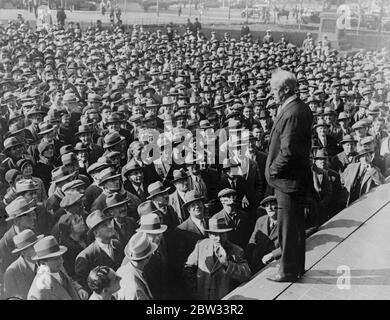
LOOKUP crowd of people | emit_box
[0,15,389,300]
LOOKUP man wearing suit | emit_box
[169,169,191,223]
[75,211,124,293]
[173,191,208,298]
[330,135,358,175]
[3,229,42,299]
[116,232,156,300]
[28,235,86,300]
[0,197,38,281]
[312,119,341,158]
[265,69,313,282]
[212,189,251,250]
[341,150,385,207]
[75,124,104,165]
[122,161,149,202]
[103,193,137,248]
[91,167,141,219]
[183,217,251,300]
[186,156,208,200]
[246,196,281,274]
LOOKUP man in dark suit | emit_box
[265,69,313,282]
[330,134,358,175]
[212,188,251,250]
[75,124,104,165]
[3,229,41,299]
[173,191,208,298]
[246,195,281,274]
[75,211,124,293]
[341,150,385,207]
[312,119,341,158]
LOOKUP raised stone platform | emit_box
[224,179,390,300]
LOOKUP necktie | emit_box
[230,179,236,190]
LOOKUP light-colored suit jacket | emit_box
[116,263,153,300]
[27,267,81,300]
[183,239,251,300]
[4,256,36,299]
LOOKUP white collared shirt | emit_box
[177,190,186,201]
[190,216,205,235]
[279,94,298,114]
[96,239,114,259]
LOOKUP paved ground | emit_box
[0,4,317,32]
[224,178,390,300]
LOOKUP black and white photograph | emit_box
[0,0,389,304]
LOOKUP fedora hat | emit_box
[146,181,170,200]
[37,121,54,136]
[15,179,38,194]
[3,137,23,152]
[75,124,93,136]
[62,179,85,194]
[60,192,84,208]
[340,134,356,145]
[51,166,76,184]
[58,145,74,160]
[313,148,329,159]
[354,149,374,161]
[222,158,240,171]
[182,190,205,210]
[61,152,78,166]
[204,218,233,233]
[313,119,330,129]
[12,229,44,254]
[122,161,143,178]
[124,232,158,261]
[137,200,160,217]
[172,168,189,183]
[103,192,130,214]
[351,120,366,130]
[137,213,167,234]
[31,235,67,261]
[337,112,350,121]
[199,120,213,129]
[86,210,113,234]
[87,160,111,175]
[5,196,36,222]
[106,112,124,125]
[103,131,125,149]
[98,167,121,186]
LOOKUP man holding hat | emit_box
[27,235,86,300]
[183,217,251,300]
[3,229,43,299]
[75,210,124,293]
[116,232,156,300]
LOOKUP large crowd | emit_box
[0,15,389,300]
